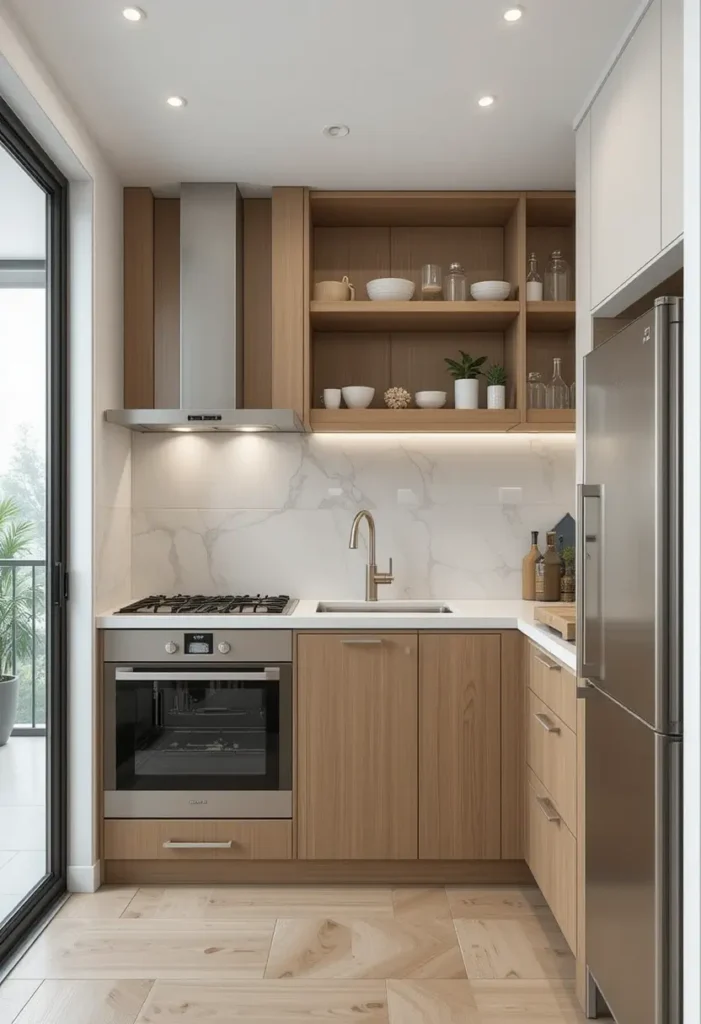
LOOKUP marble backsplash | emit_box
[129,432,576,602]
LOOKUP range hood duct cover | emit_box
[106,182,305,433]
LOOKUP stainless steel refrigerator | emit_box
[578,296,682,1024]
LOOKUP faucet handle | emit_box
[376,557,394,586]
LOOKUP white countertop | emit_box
[96,599,576,671]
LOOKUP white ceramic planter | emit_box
[0,675,19,746]
[455,378,479,409]
[487,384,506,410]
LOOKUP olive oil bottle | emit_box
[535,531,563,602]
[522,530,542,601]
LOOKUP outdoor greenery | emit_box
[0,427,46,725]
[444,351,488,380]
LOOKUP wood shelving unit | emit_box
[269,188,576,433]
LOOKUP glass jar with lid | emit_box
[443,262,468,302]
[527,371,546,409]
[544,250,571,301]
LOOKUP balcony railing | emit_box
[0,558,46,733]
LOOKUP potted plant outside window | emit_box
[0,499,36,745]
[444,352,487,409]
[486,364,507,410]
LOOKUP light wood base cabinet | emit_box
[297,633,418,860]
[525,767,577,950]
[419,634,501,859]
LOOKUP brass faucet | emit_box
[348,510,394,601]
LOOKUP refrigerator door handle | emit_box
[577,482,604,682]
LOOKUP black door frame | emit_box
[0,95,68,963]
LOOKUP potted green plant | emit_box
[444,351,487,409]
[0,498,35,745]
[486,364,507,410]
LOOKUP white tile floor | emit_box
[0,737,46,921]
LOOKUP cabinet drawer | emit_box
[529,643,576,733]
[527,689,577,835]
[104,819,292,861]
[525,768,576,951]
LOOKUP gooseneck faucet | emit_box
[348,510,394,601]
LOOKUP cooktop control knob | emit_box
[164,641,178,654]
[217,641,231,654]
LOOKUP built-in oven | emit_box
[103,630,292,818]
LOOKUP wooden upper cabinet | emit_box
[297,633,418,860]
[418,634,501,860]
[124,187,155,408]
[590,0,662,307]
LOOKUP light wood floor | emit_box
[0,884,586,1022]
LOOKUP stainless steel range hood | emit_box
[106,183,305,433]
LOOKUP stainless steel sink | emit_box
[315,601,453,614]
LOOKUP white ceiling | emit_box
[8,0,639,193]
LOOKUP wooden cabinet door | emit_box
[419,634,501,859]
[297,633,418,860]
[661,0,683,247]
[590,0,661,307]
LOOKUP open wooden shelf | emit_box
[311,300,520,332]
[310,408,522,433]
[526,301,576,330]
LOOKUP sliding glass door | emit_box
[0,96,67,961]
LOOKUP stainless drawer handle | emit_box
[534,653,561,672]
[534,712,561,734]
[341,639,383,646]
[536,796,561,824]
[162,840,234,849]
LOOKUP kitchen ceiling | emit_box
[7,0,639,192]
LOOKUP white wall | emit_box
[130,433,576,601]
[0,4,128,891]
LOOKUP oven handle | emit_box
[115,669,281,682]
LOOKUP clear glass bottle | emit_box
[443,262,467,301]
[421,264,443,301]
[544,250,571,301]
[526,253,543,301]
[527,371,546,409]
[546,357,570,409]
[570,381,576,409]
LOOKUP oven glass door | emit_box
[111,665,290,792]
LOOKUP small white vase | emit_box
[487,384,506,410]
[455,378,479,410]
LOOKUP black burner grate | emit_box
[117,594,292,615]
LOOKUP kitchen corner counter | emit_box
[96,599,576,671]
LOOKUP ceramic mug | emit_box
[314,276,355,302]
[323,388,342,409]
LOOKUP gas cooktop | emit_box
[116,594,295,616]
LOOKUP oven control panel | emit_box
[184,632,214,655]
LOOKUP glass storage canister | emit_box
[546,357,570,409]
[443,262,468,302]
[527,371,546,409]
[421,264,443,301]
[544,250,571,301]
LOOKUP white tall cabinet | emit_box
[585,0,682,312]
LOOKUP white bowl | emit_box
[342,386,375,409]
[415,390,447,409]
[366,278,415,302]
[470,280,511,301]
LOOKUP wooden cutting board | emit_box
[534,603,576,641]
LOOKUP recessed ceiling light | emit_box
[503,6,524,21]
[166,96,187,108]
[323,124,350,138]
[122,6,146,21]
[478,95,495,107]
